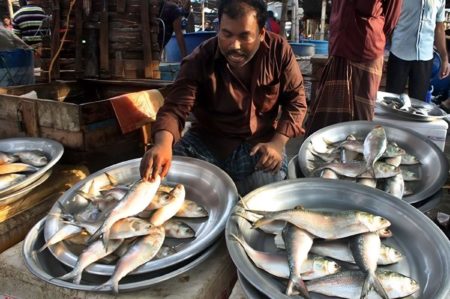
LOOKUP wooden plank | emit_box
[0,119,24,138]
[117,0,127,12]
[74,0,83,77]
[99,0,110,75]
[19,100,40,137]
[39,126,84,150]
[141,0,153,78]
[115,51,125,78]
[50,0,61,80]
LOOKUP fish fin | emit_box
[251,217,273,229]
[87,223,105,244]
[289,277,310,298]
[75,190,96,201]
[372,273,389,299]
[104,171,118,186]
[361,273,389,299]
[93,278,113,292]
[244,208,276,216]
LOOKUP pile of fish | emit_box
[232,203,420,298]
[306,125,421,199]
[42,173,209,293]
[379,93,437,117]
[0,150,48,192]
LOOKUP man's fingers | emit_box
[143,158,154,181]
[250,144,260,156]
[161,160,171,178]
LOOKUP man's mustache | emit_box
[226,50,246,57]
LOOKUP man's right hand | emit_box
[140,131,174,182]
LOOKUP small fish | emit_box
[109,217,154,239]
[340,148,361,163]
[400,153,420,165]
[251,207,391,240]
[175,200,209,218]
[38,224,83,252]
[163,219,195,238]
[0,174,26,191]
[0,151,18,164]
[401,168,420,181]
[145,191,172,210]
[14,150,48,167]
[155,244,177,259]
[320,169,339,179]
[384,155,402,167]
[363,126,387,177]
[0,162,39,175]
[384,173,404,199]
[381,143,407,158]
[96,226,165,294]
[349,232,389,298]
[358,162,400,179]
[150,184,185,226]
[357,178,377,188]
[305,270,419,299]
[57,239,123,284]
[399,93,412,111]
[99,186,128,201]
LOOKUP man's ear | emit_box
[260,27,266,41]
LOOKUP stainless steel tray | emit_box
[24,217,221,292]
[238,271,268,299]
[225,179,450,299]
[376,91,447,122]
[298,120,449,204]
[44,156,238,275]
[0,137,64,197]
[0,170,52,206]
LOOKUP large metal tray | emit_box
[0,137,64,197]
[0,170,52,207]
[225,179,450,299]
[24,217,220,292]
[238,271,268,299]
[376,91,447,122]
[298,120,449,204]
[44,156,238,275]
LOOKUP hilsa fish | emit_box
[363,126,387,177]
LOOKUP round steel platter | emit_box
[0,170,52,206]
[376,90,447,122]
[238,271,268,299]
[0,137,64,197]
[298,120,449,204]
[44,156,238,275]
[24,217,221,292]
[225,179,450,299]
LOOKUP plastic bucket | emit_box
[430,50,450,95]
[164,31,217,62]
[289,42,315,57]
[159,62,180,81]
[301,39,329,55]
[0,49,34,87]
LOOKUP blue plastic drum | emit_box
[301,39,329,55]
[0,49,34,87]
[164,31,217,62]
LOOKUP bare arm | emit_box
[140,130,174,181]
[435,22,449,79]
[173,17,187,58]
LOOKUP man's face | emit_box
[218,8,264,68]
[3,18,10,25]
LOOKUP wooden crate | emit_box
[0,79,171,171]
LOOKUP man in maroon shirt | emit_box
[304,0,402,137]
[140,0,307,196]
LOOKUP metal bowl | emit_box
[44,156,238,275]
[225,179,450,299]
[298,120,449,204]
[24,217,220,292]
[376,91,447,122]
[0,170,52,207]
[0,137,64,197]
[238,271,268,299]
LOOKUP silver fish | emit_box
[14,150,48,167]
[0,174,26,191]
[251,207,391,239]
[384,155,402,167]
[0,151,18,164]
[385,173,404,199]
[358,162,400,179]
[96,226,165,294]
[233,206,286,235]
[99,186,128,201]
[88,176,161,248]
[282,224,313,297]
[57,239,123,284]
[399,93,412,110]
[155,244,177,259]
[109,217,154,239]
[145,190,172,210]
[305,270,420,299]
[150,184,185,226]
[381,143,407,158]
[400,153,420,165]
[364,126,387,176]
[320,168,339,179]
[350,232,388,298]
[401,168,420,181]
[38,224,83,252]
[0,162,39,175]
[175,199,209,218]
[340,148,361,163]
[163,219,195,238]
[357,178,377,188]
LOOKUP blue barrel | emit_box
[289,42,315,57]
[164,31,217,62]
[159,62,181,81]
[430,50,450,96]
[0,49,34,87]
[301,39,329,55]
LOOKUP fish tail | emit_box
[55,269,78,282]
[229,233,246,249]
[361,273,388,299]
[73,273,82,285]
[104,171,118,186]
[37,241,50,253]
[290,276,310,299]
[372,273,389,299]
[102,229,111,251]
[93,278,113,292]
[251,217,272,229]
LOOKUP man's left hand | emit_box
[440,60,449,79]
[250,141,284,174]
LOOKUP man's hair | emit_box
[268,10,275,18]
[218,0,267,30]
[19,0,27,6]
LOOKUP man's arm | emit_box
[382,0,403,39]
[173,17,187,58]
[435,22,449,79]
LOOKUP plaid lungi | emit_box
[305,55,383,138]
[173,130,288,195]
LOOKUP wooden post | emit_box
[320,0,326,40]
[7,0,14,19]
[141,0,153,78]
[99,0,110,75]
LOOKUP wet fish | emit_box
[401,168,420,181]
[88,176,161,248]
[357,178,377,188]
[399,93,412,111]
[384,155,402,167]
[230,233,340,280]
[304,270,419,299]
[175,200,209,218]
[251,207,391,240]
[99,186,128,201]
[0,151,18,164]
[0,162,39,175]
[109,217,154,239]
[57,239,123,284]
[340,148,361,163]
[400,153,420,165]
[381,143,407,158]
[282,224,313,297]
[145,190,172,210]
[358,162,400,179]
[155,244,177,259]
[350,232,388,298]
[96,226,165,294]
[320,169,339,179]
[14,150,48,167]
[314,161,400,179]
[163,219,195,238]
[38,223,83,252]
[0,173,26,191]
[363,126,387,177]
[385,173,404,199]
[150,184,185,226]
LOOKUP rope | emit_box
[47,0,77,83]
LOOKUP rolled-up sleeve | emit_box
[383,0,403,38]
[276,43,307,137]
